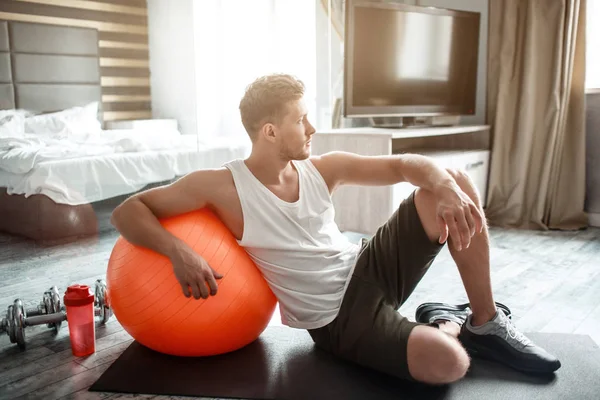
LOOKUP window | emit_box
[587,0,600,89]
[193,0,317,140]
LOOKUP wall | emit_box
[146,0,197,136]
[0,0,152,122]
[315,0,488,129]
[585,92,600,226]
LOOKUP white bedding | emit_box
[0,132,250,205]
[0,129,186,174]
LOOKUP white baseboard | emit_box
[589,213,600,227]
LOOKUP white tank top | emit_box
[224,158,360,329]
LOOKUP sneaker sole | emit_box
[415,302,512,324]
[461,337,560,375]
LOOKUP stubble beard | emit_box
[280,141,309,161]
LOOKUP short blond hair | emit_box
[239,74,305,140]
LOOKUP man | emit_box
[111,74,560,385]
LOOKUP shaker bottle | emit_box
[64,284,96,357]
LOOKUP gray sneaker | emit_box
[459,310,561,374]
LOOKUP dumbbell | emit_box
[0,299,66,349]
[0,280,112,349]
[0,285,63,343]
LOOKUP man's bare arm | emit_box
[111,169,224,299]
[313,151,456,194]
[111,170,213,257]
[312,151,484,248]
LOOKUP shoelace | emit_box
[499,317,532,347]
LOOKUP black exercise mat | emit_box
[90,326,600,400]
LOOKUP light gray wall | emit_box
[315,0,488,129]
[147,0,197,136]
[585,92,600,216]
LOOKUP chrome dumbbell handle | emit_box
[24,305,47,318]
[23,311,66,327]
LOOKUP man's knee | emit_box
[407,325,470,385]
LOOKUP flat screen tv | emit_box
[344,1,480,120]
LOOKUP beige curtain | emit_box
[485,0,588,230]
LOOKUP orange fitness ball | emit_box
[106,208,277,357]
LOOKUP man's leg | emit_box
[309,190,471,385]
[413,168,496,326]
[407,324,469,384]
[317,275,472,385]
[413,168,561,374]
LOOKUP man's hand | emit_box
[435,184,484,251]
[169,240,223,299]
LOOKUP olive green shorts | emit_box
[308,190,444,380]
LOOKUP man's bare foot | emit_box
[437,320,461,338]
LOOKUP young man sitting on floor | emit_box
[111,74,561,385]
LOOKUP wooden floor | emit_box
[1,213,599,399]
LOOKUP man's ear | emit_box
[260,123,277,143]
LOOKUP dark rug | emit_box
[90,325,600,400]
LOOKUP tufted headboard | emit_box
[0,21,13,109]
[0,20,101,115]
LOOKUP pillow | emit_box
[61,102,102,135]
[0,114,25,138]
[24,102,101,137]
[23,111,69,137]
[0,109,34,120]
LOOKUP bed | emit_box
[0,21,249,244]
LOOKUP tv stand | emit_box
[368,115,462,129]
[312,125,490,234]
[369,116,419,128]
